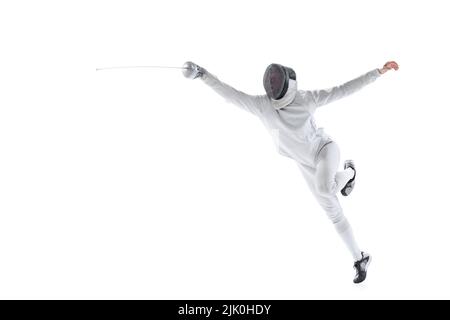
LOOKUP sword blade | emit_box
[96,65,187,71]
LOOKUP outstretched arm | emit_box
[309,61,399,108]
[183,61,264,116]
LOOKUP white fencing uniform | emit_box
[201,69,380,260]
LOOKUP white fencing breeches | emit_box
[298,142,362,261]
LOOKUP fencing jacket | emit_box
[202,69,380,167]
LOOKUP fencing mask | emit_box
[263,63,297,100]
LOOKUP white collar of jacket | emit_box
[271,79,297,110]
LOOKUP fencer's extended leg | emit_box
[298,160,362,262]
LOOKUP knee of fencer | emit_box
[316,181,334,196]
[331,214,350,233]
[328,212,342,224]
[324,207,343,224]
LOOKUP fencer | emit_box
[183,60,398,284]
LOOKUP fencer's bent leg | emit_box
[315,142,354,196]
[298,160,362,261]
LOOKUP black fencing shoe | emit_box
[353,252,371,284]
[341,160,356,196]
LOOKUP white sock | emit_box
[335,168,355,191]
[335,218,363,261]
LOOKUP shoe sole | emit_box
[341,161,355,196]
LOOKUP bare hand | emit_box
[378,61,399,74]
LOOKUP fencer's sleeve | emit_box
[308,69,381,108]
[201,71,264,116]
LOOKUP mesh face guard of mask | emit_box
[263,63,296,100]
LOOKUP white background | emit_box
[0,0,449,299]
